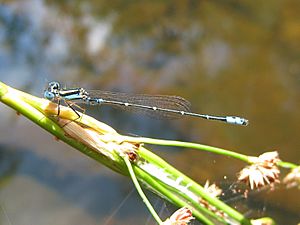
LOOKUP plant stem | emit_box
[0,81,126,175]
[123,156,163,225]
[123,136,250,162]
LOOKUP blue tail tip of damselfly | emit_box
[226,116,249,126]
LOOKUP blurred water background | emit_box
[0,1,299,224]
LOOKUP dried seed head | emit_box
[203,180,222,198]
[238,151,280,189]
[163,207,194,225]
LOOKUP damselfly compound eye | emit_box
[44,91,55,100]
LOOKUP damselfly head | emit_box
[44,81,60,101]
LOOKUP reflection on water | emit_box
[0,0,299,224]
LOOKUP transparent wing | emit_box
[86,90,192,119]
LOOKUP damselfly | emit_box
[44,81,248,126]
